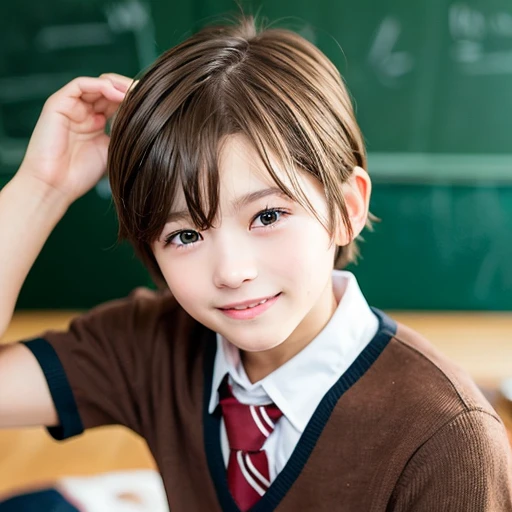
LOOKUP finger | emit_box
[43,82,123,129]
[74,112,109,135]
[94,75,140,120]
[92,97,109,114]
[58,77,127,104]
[99,73,137,93]
[104,101,121,121]
[74,85,123,106]
[93,97,120,120]
[78,79,130,114]
[81,91,104,104]
[92,95,124,120]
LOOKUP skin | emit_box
[152,134,371,382]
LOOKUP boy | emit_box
[1,16,511,512]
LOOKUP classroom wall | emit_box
[1,0,511,310]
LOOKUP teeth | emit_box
[232,298,268,310]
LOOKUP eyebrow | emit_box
[166,186,291,224]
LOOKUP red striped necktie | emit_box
[219,377,283,511]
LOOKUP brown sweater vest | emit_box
[23,288,512,511]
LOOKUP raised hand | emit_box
[18,73,135,203]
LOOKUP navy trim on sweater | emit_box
[0,489,79,511]
[203,307,397,512]
[22,338,84,440]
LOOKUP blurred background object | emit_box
[0,470,169,511]
[1,0,512,310]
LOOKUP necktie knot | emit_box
[220,396,282,452]
[219,377,282,452]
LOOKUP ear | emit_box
[334,166,372,246]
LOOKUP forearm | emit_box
[0,172,70,337]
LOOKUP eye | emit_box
[162,207,289,249]
[164,230,202,248]
[252,208,288,228]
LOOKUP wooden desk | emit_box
[389,311,512,388]
[1,310,511,495]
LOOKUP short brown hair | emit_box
[108,16,371,285]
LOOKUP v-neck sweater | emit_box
[22,289,512,511]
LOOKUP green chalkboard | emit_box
[195,0,512,182]
[1,0,512,310]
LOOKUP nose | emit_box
[211,235,258,289]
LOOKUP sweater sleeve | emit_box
[21,288,173,441]
[389,409,512,511]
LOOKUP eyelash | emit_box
[163,207,290,250]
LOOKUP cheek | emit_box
[156,256,203,306]
[294,242,335,306]
[286,217,333,263]
[268,219,334,283]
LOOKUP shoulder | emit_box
[379,313,497,418]
[368,314,512,508]
[75,286,179,330]
[389,407,512,510]
[21,288,209,437]
[352,310,507,457]
[53,286,196,347]
[30,286,207,385]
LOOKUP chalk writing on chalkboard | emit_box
[0,0,156,173]
[450,3,512,74]
[368,16,415,88]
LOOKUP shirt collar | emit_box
[208,270,379,432]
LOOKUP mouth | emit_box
[217,293,282,320]
[218,293,281,311]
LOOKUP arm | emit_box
[0,343,58,428]
[0,73,135,429]
[0,176,69,336]
[0,175,70,428]
[389,409,512,511]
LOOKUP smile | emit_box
[231,298,271,310]
[218,293,281,320]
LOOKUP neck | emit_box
[241,282,338,383]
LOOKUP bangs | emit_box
[114,74,335,246]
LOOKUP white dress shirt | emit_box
[208,270,379,481]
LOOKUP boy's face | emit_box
[152,134,343,354]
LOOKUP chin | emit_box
[234,337,285,353]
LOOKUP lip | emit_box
[217,293,281,320]
[218,293,280,310]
